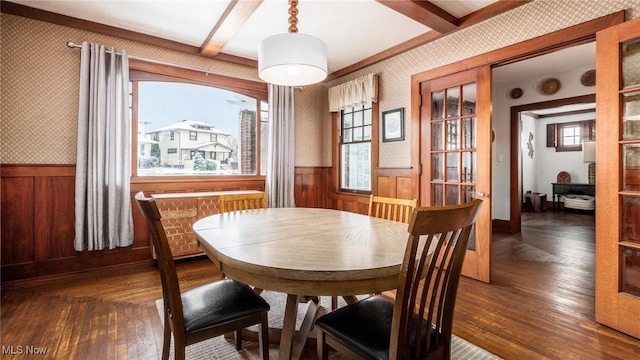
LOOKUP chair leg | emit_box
[162,314,171,360]
[258,312,270,360]
[174,335,186,360]
[234,330,242,350]
[175,347,186,360]
[316,328,329,360]
[331,296,338,311]
[173,336,187,360]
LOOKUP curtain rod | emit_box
[66,41,226,77]
[65,42,302,88]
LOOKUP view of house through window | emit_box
[340,104,372,191]
[133,79,267,176]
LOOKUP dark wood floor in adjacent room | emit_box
[2,210,639,359]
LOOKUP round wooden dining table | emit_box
[192,207,409,360]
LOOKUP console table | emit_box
[551,183,595,210]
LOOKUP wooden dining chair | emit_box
[316,199,483,360]
[219,192,267,212]
[368,195,418,224]
[135,192,270,360]
[361,195,417,301]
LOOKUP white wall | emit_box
[521,114,537,195]
[521,112,595,201]
[491,64,596,220]
[535,113,595,199]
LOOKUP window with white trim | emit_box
[340,104,372,192]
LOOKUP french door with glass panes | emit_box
[419,66,492,283]
[595,17,640,339]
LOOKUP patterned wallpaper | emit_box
[325,0,640,167]
[1,0,639,166]
[0,13,259,165]
[293,83,329,167]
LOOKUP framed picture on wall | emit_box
[382,108,404,142]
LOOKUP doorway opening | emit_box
[491,41,597,233]
[490,42,598,322]
[510,94,596,230]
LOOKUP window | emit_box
[560,123,580,147]
[190,150,205,159]
[340,104,372,192]
[546,120,595,152]
[260,101,269,176]
[130,64,268,177]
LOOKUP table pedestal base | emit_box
[230,294,360,359]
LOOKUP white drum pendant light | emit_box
[258,0,327,86]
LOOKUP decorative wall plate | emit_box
[539,78,561,95]
[581,70,596,86]
[557,171,571,183]
[509,87,523,99]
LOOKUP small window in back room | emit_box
[547,120,595,152]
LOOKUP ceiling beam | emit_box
[531,108,596,119]
[376,0,458,33]
[200,0,264,57]
[328,0,532,80]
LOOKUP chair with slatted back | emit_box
[316,199,483,360]
[216,192,268,287]
[135,192,270,360]
[368,195,418,224]
[219,192,267,212]
[361,195,417,301]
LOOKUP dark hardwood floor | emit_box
[455,210,639,359]
[2,210,639,359]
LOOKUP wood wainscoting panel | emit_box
[35,175,76,260]
[2,165,338,281]
[375,167,413,199]
[1,165,271,282]
[329,192,370,214]
[294,167,331,208]
[330,167,416,216]
[1,175,35,264]
[0,165,149,282]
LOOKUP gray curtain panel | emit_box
[266,84,296,208]
[74,42,133,251]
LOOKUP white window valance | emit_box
[328,73,378,112]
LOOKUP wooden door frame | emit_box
[508,94,596,233]
[410,12,624,285]
[411,11,624,221]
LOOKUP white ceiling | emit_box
[493,42,596,114]
[9,0,501,73]
[492,42,596,86]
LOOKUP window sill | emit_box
[131,174,265,184]
[555,146,582,152]
[336,189,371,196]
